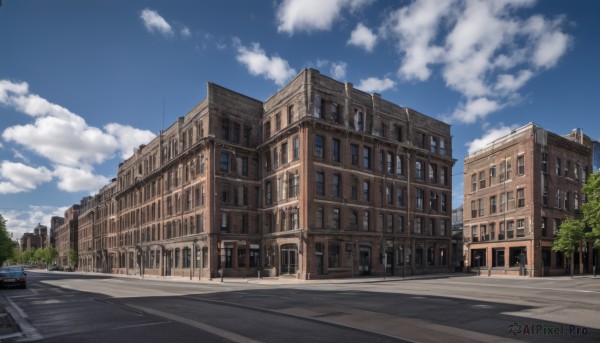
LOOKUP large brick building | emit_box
[56,205,80,268]
[463,124,595,276]
[61,69,455,279]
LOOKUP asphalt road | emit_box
[1,271,599,342]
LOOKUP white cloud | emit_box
[466,124,519,155]
[451,97,501,124]
[330,62,347,80]
[105,123,156,160]
[357,77,395,93]
[180,26,191,38]
[348,23,377,52]
[0,161,53,194]
[53,166,109,193]
[383,0,571,123]
[235,41,297,86]
[140,8,174,37]
[0,79,156,194]
[276,0,373,35]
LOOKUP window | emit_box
[542,217,547,237]
[398,215,405,233]
[264,151,271,172]
[506,220,514,239]
[356,109,364,131]
[331,103,340,124]
[517,188,525,207]
[479,171,485,189]
[507,191,515,210]
[565,191,570,211]
[481,225,487,241]
[241,157,248,177]
[273,147,278,169]
[499,161,506,183]
[489,166,496,186]
[397,155,404,175]
[281,142,288,164]
[291,208,299,230]
[315,135,324,159]
[416,188,424,209]
[516,219,525,237]
[555,189,561,209]
[499,222,505,240]
[221,212,229,232]
[575,162,580,181]
[430,192,438,211]
[386,185,393,204]
[328,243,340,268]
[414,217,422,234]
[396,126,403,142]
[490,196,497,214]
[439,138,447,156]
[275,113,281,131]
[517,155,525,176]
[416,132,425,149]
[362,211,370,231]
[556,158,561,176]
[316,172,325,196]
[439,220,447,236]
[220,152,229,172]
[332,208,340,230]
[471,200,477,218]
[332,174,341,198]
[542,153,548,173]
[363,147,371,169]
[506,160,512,180]
[387,152,394,174]
[363,180,370,201]
[315,206,324,229]
[221,118,229,140]
[471,174,477,192]
[264,121,271,140]
[293,136,300,160]
[289,175,299,198]
[350,144,358,166]
[429,163,436,183]
[440,166,448,185]
[237,249,246,268]
[478,198,484,217]
[388,214,394,233]
[314,95,323,118]
[430,136,437,153]
[441,193,447,212]
[489,223,495,240]
[243,126,251,146]
[265,181,272,205]
[553,218,561,235]
[565,160,570,178]
[416,161,424,181]
[231,123,240,144]
[574,191,579,210]
[397,187,405,206]
[332,138,340,163]
[287,105,294,125]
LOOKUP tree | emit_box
[582,171,600,247]
[38,246,58,267]
[21,248,36,266]
[553,218,586,277]
[68,249,78,269]
[0,214,18,266]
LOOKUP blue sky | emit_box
[1,0,599,239]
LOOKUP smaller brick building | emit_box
[463,124,596,276]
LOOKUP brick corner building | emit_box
[72,69,456,279]
[463,123,596,277]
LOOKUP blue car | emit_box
[0,266,27,289]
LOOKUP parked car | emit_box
[0,266,27,289]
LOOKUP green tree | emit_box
[553,218,586,277]
[37,246,58,267]
[68,249,78,269]
[0,214,18,266]
[21,248,36,266]
[582,171,600,247]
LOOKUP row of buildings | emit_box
[36,68,598,279]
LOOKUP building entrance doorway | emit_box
[280,244,298,275]
[359,246,371,276]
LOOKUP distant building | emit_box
[463,123,594,276]
[56,205,80,268]
[19,223,48,251]
[50,216,64,247]
[592,139,600,173]
[451,205,464,271]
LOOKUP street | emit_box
[1,271,599,342]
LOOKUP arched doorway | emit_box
[280,244,298,275]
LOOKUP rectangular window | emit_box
[430,192,438,211]
[241,157,248,177]
[266,181,272,205]
[478,198,484,217]
[414,217,422,234]
[331,103,340,124]
[314,95,323,118]
[397,187,405,206]
[232,123,240,144]
[565,160,570,178]
[506,160,512,180]
[542,153,548,173]
[363,180,370,201]
[332,138,340,163]
[430,136,437,153]
[507,220,514,239]
[439,138,447,156]
[332,208,340,230]
[397,156,404,175]
[396,126,403,142]
[416,132,425,149]
[517,155,525,176]
[398,215,405,233]
[471,200,477,218]
[416,188,424,209]
[293,136,300,160]
[315,135,324,159]
[440,166,448,185]
[556,158,561,176]
[387,214,394,233]
[221,118,229,140]
[416,161,424,180]
[479,171,485,189]
[328,243,340,268]
[386,185,393,204]
[264,121,271,140]
[441,193,447,212]
[363,211,370,231]
[499,160,506,183]
[287,105,294,125]
[439,220,446,236]
[387,152,393,174]
[315,206,324,229]
[471,174,477,192]
[429,163,436,183]
[553,218,560,235]
[273,147,278,169]
[332,174,341,198]
[499,222,505,240]
[316,172,325,196]
[363,146,371,169]
[542,217,547,237]
[275,114,281,131]
[281,142,288,164]
[490,196,497,214]
[243,126,251,146]
[350,144,358,166]
[516,219,525,237]
[489,223,495,240]
[489,166,496,186]
[517,188,525,207]
[220,152,229,172]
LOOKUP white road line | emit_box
[4,296,43,342]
